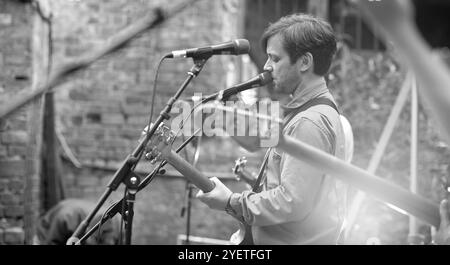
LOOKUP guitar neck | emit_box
[165,149,215,192]
[278,135,440,228]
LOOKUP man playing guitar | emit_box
[196,13,348,245]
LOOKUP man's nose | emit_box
[263,65,273,73]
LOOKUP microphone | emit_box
[203,71,273,102]
[166,39,250,59]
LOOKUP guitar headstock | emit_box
[144,123,176,164]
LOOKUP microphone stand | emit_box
[76,130,199,244]
[67,55,211,245]
[181,135,202,245]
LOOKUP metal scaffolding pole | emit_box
[408,75,421,244]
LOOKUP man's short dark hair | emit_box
[261,13,337,76]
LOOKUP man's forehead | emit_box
[266,34,285,55]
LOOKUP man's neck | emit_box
[280,75,328,111]
[292,75,326,99]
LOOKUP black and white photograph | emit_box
[0,0,449,259]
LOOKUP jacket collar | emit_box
[282,77,328,112]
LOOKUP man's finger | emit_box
[209,177,220,185]
[196,190,204,199]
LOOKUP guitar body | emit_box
[230,156,261,245]
[230,223,254,245]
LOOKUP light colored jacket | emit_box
[229,79,347,244]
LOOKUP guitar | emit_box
[145,122,441,244]
[144,123,253,245]
[232,156,258,188]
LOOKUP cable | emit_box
[119,187,128,245]
[147,55,168,130]
[172,89,244,140]
[173,97,210,140]
[124,55,168,170]
[96,202,116,244]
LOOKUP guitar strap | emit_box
[251,147,271,193]
[243,96,342,244]
[284,97,339,123]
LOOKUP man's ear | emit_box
[298,52,313,72]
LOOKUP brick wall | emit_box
[48,0,262,244]
[52,0,249,167]
[0,0,34,244]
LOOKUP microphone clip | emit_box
[188,57,210,77]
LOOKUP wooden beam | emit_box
[0,0,201,120]
[42,90,63,211]
[24,0,51,245]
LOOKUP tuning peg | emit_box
[164,136,172,145]
[150,153,163,164]
[145,152,154,161]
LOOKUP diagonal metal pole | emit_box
[408,74,420,244]
[0,0,201,120]
[278,134,440,228]
[345,71,413,240]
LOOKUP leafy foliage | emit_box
[327,46,450,244]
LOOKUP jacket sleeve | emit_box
[229,116,334,226]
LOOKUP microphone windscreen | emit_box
[234,39,250,55]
